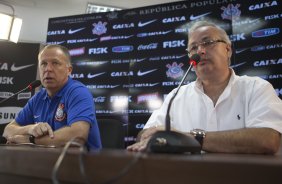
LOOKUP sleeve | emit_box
[143,88,176,129]
[246,78,282,133]
[66,86,96,126]
[15,95,36,126]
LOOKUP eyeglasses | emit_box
[186,39,226,56]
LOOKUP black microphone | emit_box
[147,54,202,154]
[0,80,41,105]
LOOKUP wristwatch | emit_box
[190,129,206,148]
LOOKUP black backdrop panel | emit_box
[47,0,282,146]
[0,42,40,125]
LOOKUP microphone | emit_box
[147,54,202,154]
[0,80,41,105]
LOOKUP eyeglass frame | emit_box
[186,39,226,56]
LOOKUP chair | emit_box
[97,119,125,149]
[0,123,8,136]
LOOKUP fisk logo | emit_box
[89,47,108,54]
[252,28,280,38]
[229,33,246,41]
[163,40,185,48]
[275,88,282,96]
[0,77,13,84]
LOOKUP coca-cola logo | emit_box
[137,43,158,50]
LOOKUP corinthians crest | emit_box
[221,4,241,20]
[166,62,184,79]
[55,103,66,122]
[92,21,107,35]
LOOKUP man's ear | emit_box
[68,66,73,75]
[226,43,232,58]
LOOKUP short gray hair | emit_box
[189,21,231,45]
[188,21,232,65]
[38,44,72,66]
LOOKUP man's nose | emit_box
[197,46,206,55]
[44,63,53,71]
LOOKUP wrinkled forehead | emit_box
[38,48,67,62]
[188,26,220,45]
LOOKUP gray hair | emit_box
[188,21,232,65]
[189,21,231,45]
[38,44,72,66]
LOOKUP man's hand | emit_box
[126,138,150,152]
[28,123,54,138]
[127,126,164,152]
[6,135,29,144]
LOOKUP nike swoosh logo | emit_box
[111,85,120,88]
[125,35,134,39]
[137,58,146,62]
[176,55,186,59]
[89,38,97,42]
[149,83,159,87]
[34,115,40,119]
[68,27,85,34]
[235,48,248,54]
[11,64,34,72]
[87,72,106,79]
[230,62,246,69]
[249,18,260,24]
[163,30,173,35]
[137,69,157,76]
[190,12,212,21]
[138,19,157,27]
[47,41,65,44]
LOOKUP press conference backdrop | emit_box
[46,0,282,146]
[0,42,40,125]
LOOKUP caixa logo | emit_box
[252,28,280,38]
[135,123,145,129]
[112,45,133,53]
[47,30,65,35]
[249,1,278,11]
[253,58,282,66]
[94,96,106,103]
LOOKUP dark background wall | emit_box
[0,42,40,132]
[46,0,282,146]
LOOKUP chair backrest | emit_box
[0,123,8,136]
[97,119,125,149]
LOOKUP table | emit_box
[0,144,281,184]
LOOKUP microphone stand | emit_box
[0,80,41,105]
[147,58,201,154]
[0,86,30,105]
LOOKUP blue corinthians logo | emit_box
[252,28,280,38]
[112,45,133,53]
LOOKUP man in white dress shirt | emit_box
[127,21,282,154]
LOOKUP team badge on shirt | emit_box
[55,103,66,122]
